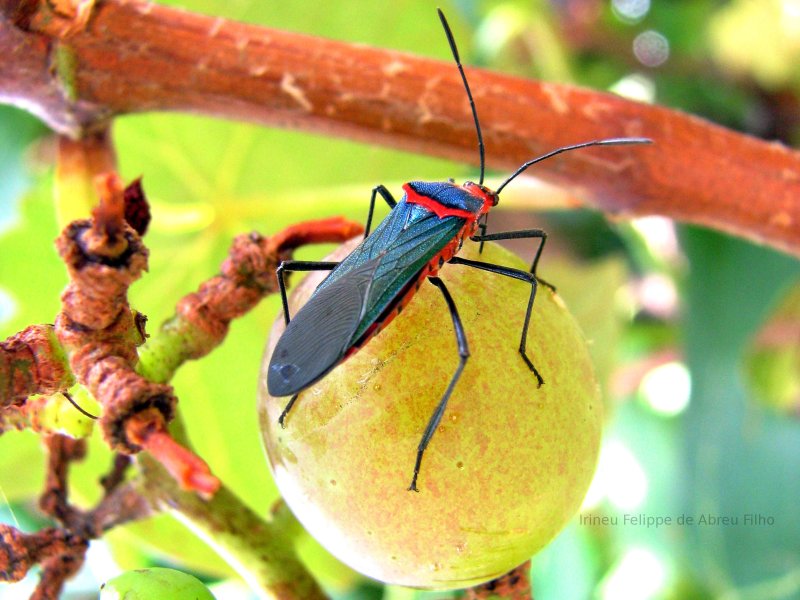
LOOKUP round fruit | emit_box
[258,239,602,589]
[99,567,215,599]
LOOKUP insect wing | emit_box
[311,204,463,334]
[269,202,465,397]
[349,206,465,341]
[268,256,383,397]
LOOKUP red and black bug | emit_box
[268,9,651,492]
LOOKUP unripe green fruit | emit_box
[258,240,602,589]
[99,567,215,599]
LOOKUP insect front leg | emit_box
[276,260,339,325]
[476,214,489,253]
[364,185,397,239]
[449,256,544,386]
[470,228,554,290]
[274,261,338,428]
[409,276,470,492]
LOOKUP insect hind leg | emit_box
[449,256,544,386]
[276,260,339,325]
[408,276,470,492]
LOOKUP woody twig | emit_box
[0,325,74,410]
[52,172,220,496]
[0,166,364,597]
[0,435,151,598]
[1,0,799,255]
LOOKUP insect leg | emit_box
[364,185,397,239]
[449,256,544,386]
[278,394,299,428]
[277,260,339,325]
[476,214,488,254]
[408,276,470,492]
[470,228,554,290]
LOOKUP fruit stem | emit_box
[137,453,326,600]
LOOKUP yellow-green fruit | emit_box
[99,567,215,599]
[258,240,602,589]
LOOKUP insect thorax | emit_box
[404,181,485,219]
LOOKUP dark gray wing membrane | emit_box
[316,203,466,342]
[268,201,467,398]
[267,257,382,397]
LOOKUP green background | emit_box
[1,0,799,598]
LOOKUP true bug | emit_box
[268,9,650,492]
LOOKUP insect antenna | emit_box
[496,137,652,195]
[63,391,98,419]
[437,8,486,186]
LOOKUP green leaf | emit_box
[0,106,47,228]
[547,254,629,402]
[0,177,67,337]
[531,523,598,600]
[743,284,800,413]
[680,227,800,595]
[0,180,68,503]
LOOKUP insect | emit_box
[268,9,650,492]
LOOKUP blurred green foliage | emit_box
[1,1,799,599]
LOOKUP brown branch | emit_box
[39,434,87,527]
[1,0,799,256]
[0,435,151,597]
[53,172,220,496]
[0,325,74,408]
[34,433,91,600]
[0,525,86,585]
[34,552,85,600]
